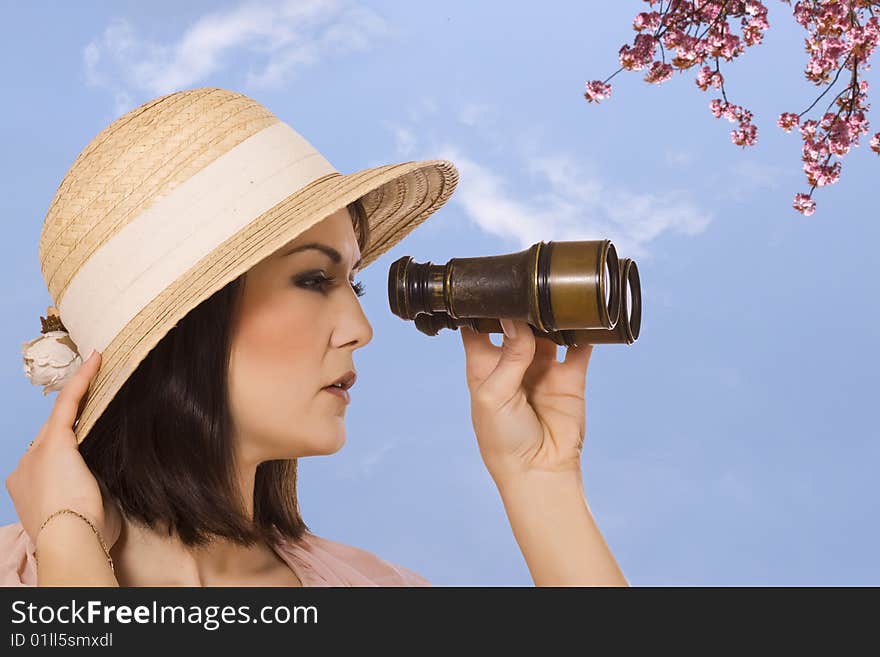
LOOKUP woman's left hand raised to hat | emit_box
[6,350,123,568]
[459,319,627,585]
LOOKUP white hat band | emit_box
[57,121,338,360]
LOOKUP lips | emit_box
[323,385,351,403]
[325,370,356,391]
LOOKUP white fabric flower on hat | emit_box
[21,330,83,396]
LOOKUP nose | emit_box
[334,289,373,349]
[355,312,373,349]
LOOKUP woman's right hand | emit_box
[5,350,122,551]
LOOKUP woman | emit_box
[2,87,627,586]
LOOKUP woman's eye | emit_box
[297,274,367,298]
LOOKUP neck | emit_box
[110,458,284,586]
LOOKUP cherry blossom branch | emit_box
[585,0,880,217]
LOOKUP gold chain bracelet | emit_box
[33,508,115,575]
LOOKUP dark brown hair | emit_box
[80,198,371,549]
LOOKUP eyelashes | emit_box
[296,271,367,298]
[349,279,367,297]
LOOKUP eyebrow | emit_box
[281,242,363,270]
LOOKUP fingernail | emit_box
[501,319,517,339]
[88,349,97,361]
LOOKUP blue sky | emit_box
[1,0,878,586]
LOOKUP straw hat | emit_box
[20,86,459,444]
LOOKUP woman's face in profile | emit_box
[227,207,372,462]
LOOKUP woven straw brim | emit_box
[71,158,458,444]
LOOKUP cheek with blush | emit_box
[227,274,341,452]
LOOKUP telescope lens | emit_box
[627,260,641,340]
[604,260,611,309]
[625,277,632,322]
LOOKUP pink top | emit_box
[0,521,430,587]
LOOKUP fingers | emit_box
[459,323,501,388]
[562,341,594,378]
[521,335,559,388]
[459,321,495,354]
[531,332,559,363]
[47,350,101,436]
[479,319,535,404]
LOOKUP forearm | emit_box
[496,470,629,587]
[35,514,119,587]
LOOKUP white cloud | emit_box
[385,101,712,262]
[429,146,711,262]
[405,97,438,123]
[83,0,394,115]
[458,102,491,127]
[383,123,417,158]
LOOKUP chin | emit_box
[293,427,347,457]
[319,433,347,455]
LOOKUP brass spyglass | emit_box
[388,241,641,347]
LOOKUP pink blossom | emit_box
[585,0,878,215]
[721,103,751,124]
[819,112,838,131]
[644,61,674,84]
[619,33,657,71]
[827,118,851,156]
[803,160,841,187]
[802,136,829,161]
[745,0,767,18]
[696,66,725,90]
[584,80,612,103]
[821,37,849,61]
[633,11,662,33]
[793,193,816,216]
[731,123,758,147]
[671,32,706,69]
[846,112,870,144]
[798,119,818,139]
[777,112,800,132]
